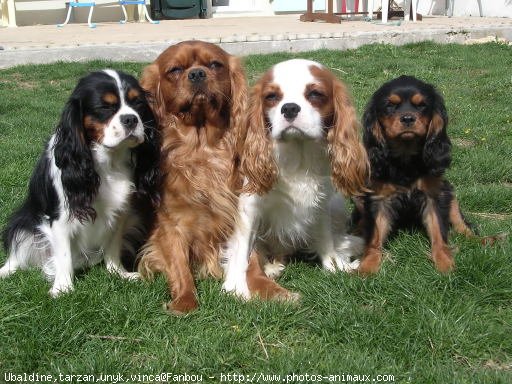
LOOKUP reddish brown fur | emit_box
[240,73,279,195]
[378,112,429,142]
[358,210,391,276]
[423,199,454,273]
[429,112,445,136]
[138,41,247,314]
[246,251,299,301]
[449,198,474,237]
[316,67,369,196]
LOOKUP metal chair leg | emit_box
[142,3,159,23]
[120,3,128,23]
[87,4,96,28]
[57,5,73,27]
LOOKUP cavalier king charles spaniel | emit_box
[222,59,369,300]
[354,75,477,275]
[138,41,247,314]
[1,70,160,297]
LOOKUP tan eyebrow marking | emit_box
[411,93,425,106]
[388,94,401,105]
[102,92,118,105]
[127,88,141,101]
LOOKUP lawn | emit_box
[0,42,511,383]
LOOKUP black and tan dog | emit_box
[353,75,487,275]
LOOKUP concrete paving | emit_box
[1,14,511,68]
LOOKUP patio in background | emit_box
[1,13,511,69]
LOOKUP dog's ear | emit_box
[228,55,248,144]
[224,55,249,162]
[133,95,161,208]
[240,81,278,195]
[361,96,389,180]
[423,89,451,176]
[53,97,100,223]
[140,63,167,125]
[328,78,369,196]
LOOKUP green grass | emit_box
[1,42,511,383]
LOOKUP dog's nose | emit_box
[281,103,301,121]
[400,114,416,126]
[120,114,138,130]
[188,68,207,83]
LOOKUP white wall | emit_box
[291,1,512,18]
[320,0,511,18]
[212,0,274,17]
[3,0,511,26]
[413,0,512,18]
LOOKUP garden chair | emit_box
[119,0,158,24]
[368,0,418,23]
[58,0,96,28]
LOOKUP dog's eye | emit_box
[385,102,398,111]
[100,104,116,112]
[209,61,223,70]
[167,66,183,75]
[130,97,145,108]
[264,92,278,101]
[307,89,325,100]
[415,102,427,109]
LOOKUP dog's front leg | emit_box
[48,222,74,297]
[358,202,392,276]
[423,198,454,273]
[104,214,139,280]
[221,193,258,299]
[316,193,363,272]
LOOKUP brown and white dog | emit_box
[138,41,247,314]
[222,59,369,300]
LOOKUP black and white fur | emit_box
[1,70,160,297]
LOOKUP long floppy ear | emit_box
[140,63,167,125]
[361,98,389,181]
[328,79,369,196]
[240,82,278,195]
[422,90,451,176]
[53,97,100,223]
[225,55,248,157]
[133,98,161,208]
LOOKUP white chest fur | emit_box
[257,139,332,251]
[77,147,134,253]
[50,143,135,264]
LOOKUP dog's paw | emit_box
[274,289,301,303]
[49,279,73,298]
[321,253,358,273]
[117,271,141,280]
[165,294,198,315]
[357,250,382,276]
[263,261,285,280]
[222,278,251,300]
[0,264,16,279]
